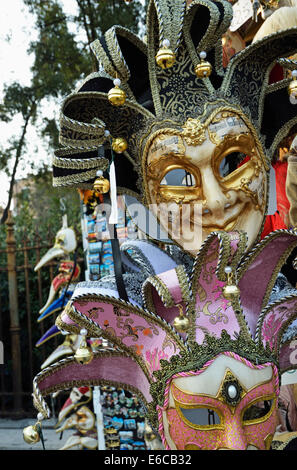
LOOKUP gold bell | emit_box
[222,266,240,300]
[112,137,128,154]
[23,423,40,445]
[93,170,110,194]
[288,70,297,104]
[108,77,126,106]
[195,51,212,78]
[74,329,94,365]
[173,304,190,333]
[155,39,175,69]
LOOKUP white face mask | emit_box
[144,111,267,254]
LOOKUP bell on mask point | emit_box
[112,137,128,154]
[74,329,94,365]
[222,266,240,300]
[23,424,40,445]
[93,170,110,194]
[108,78,126,106]
[195,51,212,78]
[156,39,175,69]
[173,304,190,333]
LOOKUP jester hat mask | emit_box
[52,0,297,254]
[32,229,297,450]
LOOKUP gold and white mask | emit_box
[143,109,268,254]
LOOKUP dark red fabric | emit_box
[269,63,284,85]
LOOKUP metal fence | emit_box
[0,211,73,417]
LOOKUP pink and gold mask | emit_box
[143,109,268,254]
[158,354,279,450]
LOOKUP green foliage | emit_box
[13,169,82,243]
[73,0,145,37]
[0,83,37,122]
[26,2,90,98]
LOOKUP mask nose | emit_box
[219,418,248,450]
[200,167,231,218]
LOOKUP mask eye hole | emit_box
[160,169,196,186]
[219,152,250,178]
[54,234,65,247]
[242,399,274,423]
[180,407,221,427]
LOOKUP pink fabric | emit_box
[146,268,188,337]
[73,298,182,375]
[239,233,297,337]
[157,270,184,305]
[193,236,241,344]
[38,355,152,402]
[260,298,297,351]
[61,311,77,325]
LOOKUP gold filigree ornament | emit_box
[218,370,245,410]
[181,118,206,146]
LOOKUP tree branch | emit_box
[75,0,98,71]
[1,105,35,224]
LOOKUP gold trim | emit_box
[241,394,276,427]
[143,275,175,309]
[173,401,224,432]
[53,155,109,171]
[53,168,99,187]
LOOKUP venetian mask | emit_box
[144,109,267,254]
[159,355,278,450]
